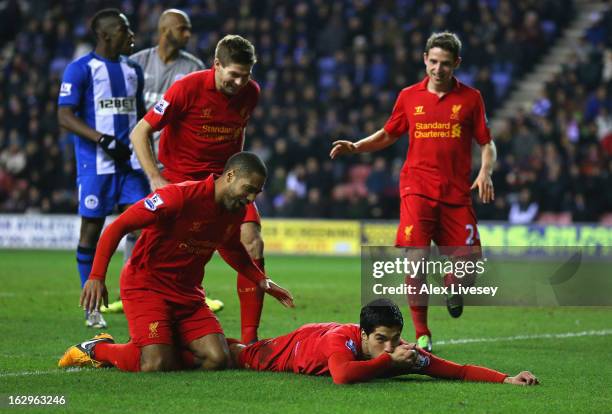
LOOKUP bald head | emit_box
[157,9,192,50]
[158,9,189,32]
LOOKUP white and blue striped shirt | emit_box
[58,52,145,175]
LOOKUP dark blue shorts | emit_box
[77,170,150,218]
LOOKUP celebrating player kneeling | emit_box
[229,299,538,386]
[58,153,293,372]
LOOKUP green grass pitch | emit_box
[0,250,610,413]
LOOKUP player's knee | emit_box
[200,348,229,371]
[140,354,173,372]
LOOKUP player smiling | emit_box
[331,32,497,351]
[130,34,268,344]
[58,153,294,372]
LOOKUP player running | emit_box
[330,32,497,352]
[58,153,294,372]
[130,34,267,343]
[57,9,148,329]
[230,299,538,386]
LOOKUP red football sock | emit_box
[405,275,430,338]
[238,258,265,343]
[94,342,141,372]
[419,349,507,383]
[444,267,477,288]
[444,272,459,288]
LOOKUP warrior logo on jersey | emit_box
[201,108,212,119]
[189,221,203,232]
[345,339,358,356]
[450,104,462,120]
[144,193,164,211]
[153,99,169,115]
[413,106,425,115]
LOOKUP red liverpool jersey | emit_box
[144,68,260,178]
[290,323,364,375]
[384,77,492,205]
[90,175,265,305]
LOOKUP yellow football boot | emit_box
[58,333,114,368]
[205,296,224,313]
[100,299,124,314]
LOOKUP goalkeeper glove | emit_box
[98,134,131,163]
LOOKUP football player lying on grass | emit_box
[228,299,539,385]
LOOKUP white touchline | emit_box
[0,367,83,377]
[1,329,611,378]
[435,328,612,346]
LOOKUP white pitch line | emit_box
[2,329,611,378]
[435,328,612,346]
[0,367,84,378]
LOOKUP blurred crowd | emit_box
[0,0,610,223]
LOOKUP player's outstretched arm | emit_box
[218,243,295,308]
[81,202,159,313]
[80,280,109,314]
[416,348,539,385]
[330,128,400,159]
[130,119,169,191]
[259,279,294,308]
[503,371,539,386]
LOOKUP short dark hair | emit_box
[223,152,267,179]
[91,8,122,39]
[359,299,404,335]
[425,32,462,60]
[215,34,257,66]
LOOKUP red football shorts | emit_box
[238,335,295,372]
[162,169,261,225]
[122,289,223,347]
[395,194,482,249]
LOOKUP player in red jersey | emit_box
[330,32,497,352]
[230,299,537,386]
[130,34,267,344]
[58,153,294,372]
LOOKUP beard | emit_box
[167,32,187,50]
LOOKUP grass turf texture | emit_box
[0,250,610,413]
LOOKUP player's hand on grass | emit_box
[330,140,356,159]
[260,279,294,308]
[149,174,170,191]
[470,170,494,203]
[98,134,132,163]
[503,371,539,386]
[80,279,109,313]
[389,344,418,368]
